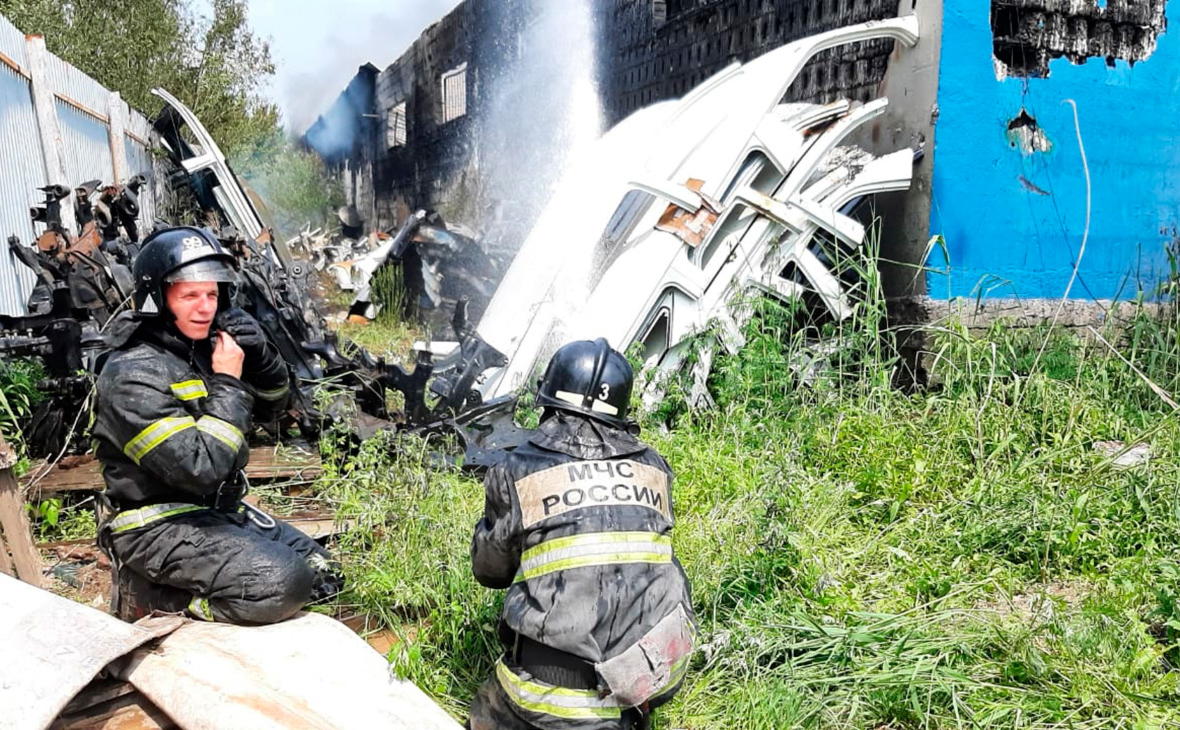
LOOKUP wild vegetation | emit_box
[313,249,1180,727]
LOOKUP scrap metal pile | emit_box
[1,18,921,468]
[3,89,524,468]
[467,17,921,405]
[288,207,504,329]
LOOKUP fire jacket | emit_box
[92,313,290,509]
[472,411,695,698]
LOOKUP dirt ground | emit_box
[42,542,111,612]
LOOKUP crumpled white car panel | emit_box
[477,16,921,400]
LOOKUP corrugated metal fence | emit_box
[0,13,158,316]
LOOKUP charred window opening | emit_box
[386,101,407,148]
[441,63,468,123]
[991,0,1168,77]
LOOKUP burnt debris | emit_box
[991,0,1168,77]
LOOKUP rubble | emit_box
[291,207,504,329]
[3,88,522,467]
[2,18,923,469]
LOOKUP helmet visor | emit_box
[165,259,236,284]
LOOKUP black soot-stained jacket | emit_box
[92,312,290,509]
[472,411,695,664]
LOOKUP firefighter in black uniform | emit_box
[469,339,696,730]
[93,226,338,624]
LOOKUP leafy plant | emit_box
[0,358,45,450]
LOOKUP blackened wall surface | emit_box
[597,0,899,126]
[991,0,1168,77]
[305,0,905,235]
[367,1,480,230]
[303,64,378,164]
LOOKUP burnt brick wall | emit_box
[991,0,1168,77]
[307,0,904,232]
[367,2,480,230]
[598,0,900,126]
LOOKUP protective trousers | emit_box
[467,660,649,730]
[105,506,335,624]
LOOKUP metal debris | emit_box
[3,18,926,469]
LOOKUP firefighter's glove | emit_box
[216,308,278,375]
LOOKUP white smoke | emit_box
[248,0,464,134]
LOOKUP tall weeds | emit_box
[320,224,1180,727]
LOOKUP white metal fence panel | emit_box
[0,14,28,70]
[0,13,163,317]
[57,99,115,191]
[45,54,109,120]
[0,63,46,316]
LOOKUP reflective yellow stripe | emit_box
[666,651,691,689]
[196,416,245,453]
[515,531,673,582]
[108,503,205,533]
[170,379,208,401]
[495,660,622,719]
[255,382,289,401]
[124,417,196,464]
[188,596,215,622]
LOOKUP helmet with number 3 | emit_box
[536,338,633,428]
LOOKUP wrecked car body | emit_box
[469,17,921,404]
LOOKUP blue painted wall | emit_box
[928,0,1180,300]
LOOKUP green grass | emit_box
[0,357,45,451]
[298,227,1180,727]
[315,284,1180,728]
[334,312,422,363]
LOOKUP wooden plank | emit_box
[286,516,349,541]
[60,678,137,717]
[0,435,41,587]
[23,446,322,496]
[0,528,14,577]
[51,689,177,730]
[240,445,323,482]
[0,469,42,587]
[22,455,102,494]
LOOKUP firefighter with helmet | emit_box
[469,339,696,730]
[92,226,339,624]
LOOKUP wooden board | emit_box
[51,689,177,730]
[0,436,41,587]
[22,446,323,497]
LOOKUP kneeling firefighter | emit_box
[93,226,340,624]
[469,339,696,730]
